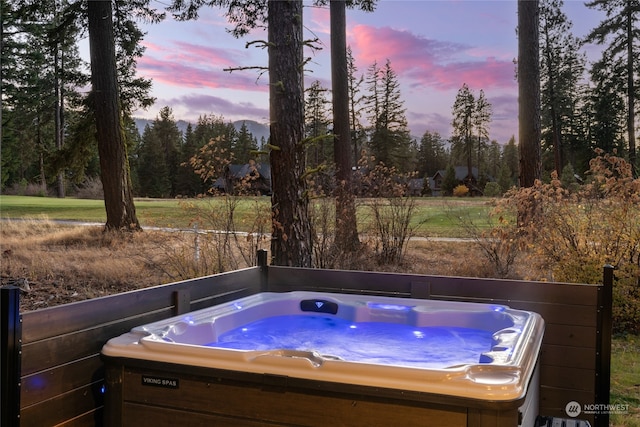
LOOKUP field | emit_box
[0,194,638,425]
[0,194,495,237]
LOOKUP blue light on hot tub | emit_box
[181,316,195,325]
[233,302,244,310]
[491,305,506,312]
[367,302,413,311]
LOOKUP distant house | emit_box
[431,166,480,196]
[213,161,271,195]
[407,178,428,196]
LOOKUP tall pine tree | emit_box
[365,59,411,171]
[585,0,639,175]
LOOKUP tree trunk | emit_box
[331,0,359,252]
[88,0,140,231]
[518,0,541,188]
[268,0,312,266]
[517,0,542,228]
[626,3,636,176]
[55,46,65,198]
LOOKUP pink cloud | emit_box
[349,25,515,91]
[139,41,266,92]
[308,6,330,35]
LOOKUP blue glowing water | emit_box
[207,315,494,369]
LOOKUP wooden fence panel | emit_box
[18,267,263,427]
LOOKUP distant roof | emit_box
[434,166,479,181]
[227,162,271,179]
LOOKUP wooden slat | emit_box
[540,365,595,392]
[428,277,599,306]
[21,285,259,374]
[21,310,170,374]
[267,267,415,295]
[21,355,103,407]
[55,410,103,427]
[20,383,103,427]
[123,403,281,426]
[542,324,596,348]
[429,296,597,327]
[539,386,594,413]
[467,408,519,427]
[118,367,469,427]
[506,300,597,327]
[540,344,596,370]
[22,268,261,343]
[267,267,600,306]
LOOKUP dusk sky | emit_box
[134,0,606,144]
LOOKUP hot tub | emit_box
[102,291,544,426]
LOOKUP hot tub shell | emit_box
[102,291,544,426]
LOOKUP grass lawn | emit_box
[0,195,496,237]
[611,334,640,426]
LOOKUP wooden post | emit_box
[172,289,191,316]
[1,286,22,427]
[257,249,269,291]
[594,265,614,427]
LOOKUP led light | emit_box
[367,302,413,311]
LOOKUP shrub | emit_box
[483,181,502,197]
[75,177,104,199]
[453,184,469,197]
[499,150,640,333]
[357,159,422,266]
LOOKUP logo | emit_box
[141,375,179,389]
[565,401,582,417]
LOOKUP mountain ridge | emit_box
[133,118,269,142]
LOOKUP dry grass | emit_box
[1,220,176,310]
[0,220,518,312]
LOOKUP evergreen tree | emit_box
[175,123,205,196]
[497,163,513,193]
[365,59,412,170]
[153,107,182,195]
[417,130,448,178]
[2,0,87,195]
[585,0,640,175]
[137,125,171,197]
[304,80,332,169]
[451,83,475,181]
[192,114,237,157]
[539,0,586,176]
[486,140,502,180]
[347,46,367,166]
[234,121,259,164]
[502,135,520,186]
[441,165,458,196]
[473,89,492,178]
[587,57,627,155]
